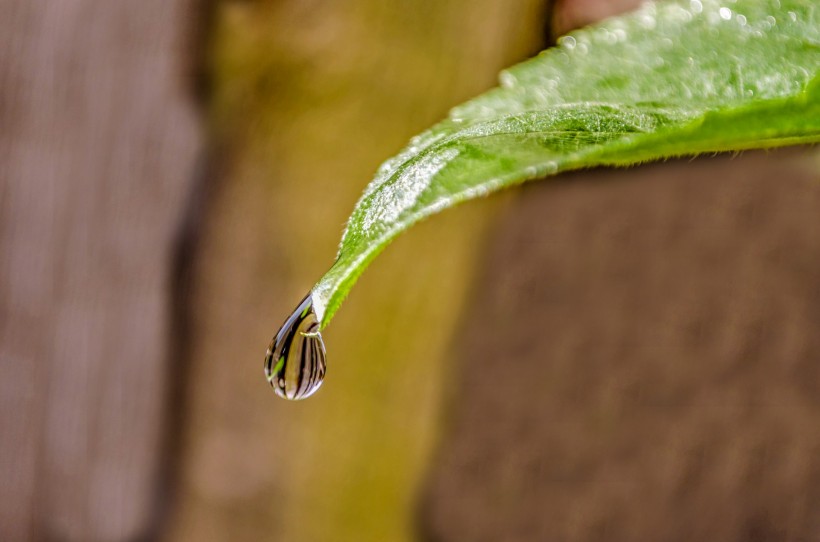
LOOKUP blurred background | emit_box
[2,1,820,541]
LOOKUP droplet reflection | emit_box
[264,295,327,400]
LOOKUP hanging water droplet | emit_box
[264,294,327,400]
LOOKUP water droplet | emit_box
[640,14,657,29]
[499,70,518,88]
[559,35,576,50]
[264,295,327,400]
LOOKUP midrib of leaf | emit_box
[309,0,820,327]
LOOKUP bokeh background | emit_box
[2,1,820,541]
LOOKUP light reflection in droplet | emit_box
[559,35,576,50]
[499,71,517,88]
[640,14,657,29]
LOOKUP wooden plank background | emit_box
[422,149,820,541]
[0,1,202,540]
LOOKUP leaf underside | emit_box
[310,0,820,327]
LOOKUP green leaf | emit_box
[310,0,820,328]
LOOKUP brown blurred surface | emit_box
[0,1,202,541]
[553,0,645,35]
[422,149,820,542]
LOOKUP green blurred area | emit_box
[167,1,546,541]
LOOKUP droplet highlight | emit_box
[264,295,327,400]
